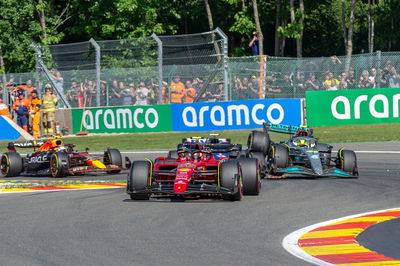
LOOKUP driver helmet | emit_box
[296,129,308,137]
[296,138,308,147]
[192,152,202,162]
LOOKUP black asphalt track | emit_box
[0,143,399,265]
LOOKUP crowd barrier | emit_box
[71,99,303,134]
[306,88,400,126]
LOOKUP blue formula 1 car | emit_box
[247,123,359,178]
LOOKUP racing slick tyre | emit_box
[104,149,123,174]
[247,131,270,155]
[50,151,70,178]
[167,150,178,159]
[269,144,289,175]
[219,161,242,201]
[238,158,260,195]
[127,161,151,200]
[249,151,266,179]
[1,152,23,177]
[337,149,358,177]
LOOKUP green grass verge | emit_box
[1,124,400,152]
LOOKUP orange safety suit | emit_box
[184,87,197,103]
[0,102,11,119]
[170,81,185,103]
[29,97,42,138]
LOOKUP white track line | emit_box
[282,207,400,266]
[0,186,125,194]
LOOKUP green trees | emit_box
[0,0,399,73]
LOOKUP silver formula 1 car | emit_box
[247,123,358,178]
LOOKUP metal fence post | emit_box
[215,27,229,101]
[151,33,163,105]
[89,38,101,107]
[377,50,381,88]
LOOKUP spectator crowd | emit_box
[2,56,400,138]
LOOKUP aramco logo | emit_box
[181,103,285,127]
[331,94,400,119]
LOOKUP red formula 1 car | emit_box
[1,138,125,178]
[127,147,261,201]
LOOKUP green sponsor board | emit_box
[72,105,172,133]
[306,88,400,126]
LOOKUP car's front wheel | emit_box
[50,152,70,178]
[127,161,151,200]
[220,161,242,201]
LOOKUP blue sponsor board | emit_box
[171,99,302,131]
[0,116,22,140]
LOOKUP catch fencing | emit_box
[3,36,400,108]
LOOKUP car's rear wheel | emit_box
[249,151,266,178]
[337,149,358,177]
[128,161,151,200]
[104,149,122,174]
[220,161,242,201]
[167,150,178,159]
[247,131,270,155]
[269,144,289,175]
[50,151,69,178]
[238,158,260,195]
[1,152,23,177]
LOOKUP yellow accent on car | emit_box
[92,160,106,169]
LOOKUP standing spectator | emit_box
[388,66,400,88]
[26,80,36,99]
[369,68,377,88]
[347,68,357,89]
[295,72,306,96]
[66,81,79,107]
[121,83,135,106]
[161,81,169,104]
[184,80,197,103]
[323,72,340,90]
[135,81,149,106]
[77,82,86,108]
[249,32,260,56]
[86,80,96,107]
[339,72,348,90]
[358,70,373,88]
[50,71,64,93]
[12,91,30,132]
[170,76,185,104]
[110,80,120,106]
[213,83,224,101]
[305,74,321,91]
[99,81,109,106]
[0,98,11,119]
[147,83,156,105]
[41,84,58,136]
[248,82,259,99]
[29,90,41,138]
